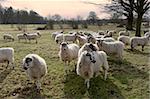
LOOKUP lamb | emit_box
[58,42,79,72]
[119,30,130,36]
[25,32,41,43]
[0,47,14,69]
[78,43,99,57]
[22,54,47,90]
[76,35,88,47]
[17,33,27,42]
[76,50,109,88]
[96,40,124,59]
[52,31,63,39]
[3,34,14,41]
[118,36,130,45]
[130,35,150,51]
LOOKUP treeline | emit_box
[0,6,45,24]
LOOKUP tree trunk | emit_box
[135,15,142,37]
[126,13,133,30]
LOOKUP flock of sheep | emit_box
[3,31,41,43]
[0,29,149,90]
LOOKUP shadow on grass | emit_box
[108,57,149,84]
[125,49,149,56]
[0,68,13,83]
[64,71,125,99]
[8,84,47,99]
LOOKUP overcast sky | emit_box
[1,0,111,19]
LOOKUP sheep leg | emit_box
[36,39,38,44]
[6,61,9,69]
[104,70,108,80]
[35,80,41,90]
[85,79,90,89]
[142,46,144,51]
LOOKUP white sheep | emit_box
[130,35,150,51]
[63,32,77,43]
[96,40,124,59]
[144,32,150,37]
[76,35,88,47]
[98,30,106,35]
[58,42,79,72]
[0,47,14,69]
[87,35,96,43]
[78,43,99,57]
[119,30,130,36]
[25,32,41,43]
[118,36,130,45]
[17,33,27,42]
[98,37,115,42]
[55,33,63,44]
[76,50,109,88]
[52,31,63,39]
[22,54,47,90]
[103,30,116,38]
[3,34,14,41]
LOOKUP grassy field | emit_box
[0,24,149,99]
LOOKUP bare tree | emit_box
[134,0,150,37]
[105,0,134,30]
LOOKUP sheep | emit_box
[130,35,150,51]
[55,33,63,44]
[22,54,47,90]
[87,35,96,43]
[78,43,99,57]
[3,34,14,41]
[0,47,14,69]
[103,30,116,38]
[52,31,63,39]
[63,32,77,43]
[58,42,79,72]
[119,30,130,36]
[96,40,124,59]
[25,32,41,43]
[98,30,106,35]
[118,36,130,45]
[144,32,150,37]
[98,37,115,42]
[76,50,109,88]
[76,35,88,47]
[17,33,28,42]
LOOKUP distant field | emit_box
[0,24,149,99]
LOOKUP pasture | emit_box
[0,24,149,99]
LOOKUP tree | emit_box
[52,14,63,29]
[52,14,61,21]
[87,11,99,25]
[105,0,135,30]
[134,0,150,37]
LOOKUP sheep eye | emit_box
[25,58,32,63]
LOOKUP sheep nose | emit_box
[23,67,28,70]
[91,60,96,63]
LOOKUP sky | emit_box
[1,0,111,19]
